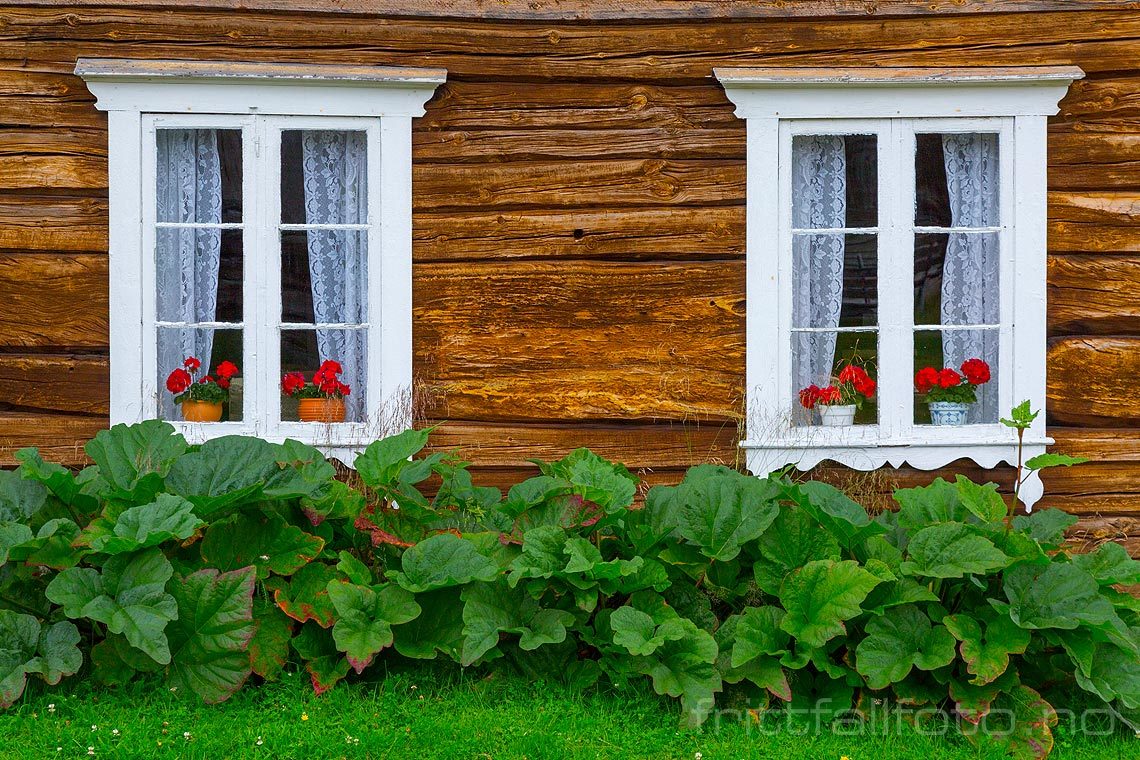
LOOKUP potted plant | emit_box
[165,356,239,422]
[914,357,991,426]
[282,360,351,423]
[799,364,876,426]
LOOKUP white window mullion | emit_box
[877,120,912,443]
[258,117,283,439]
[998,117,1018,427]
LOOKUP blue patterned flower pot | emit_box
[929,401,969,426]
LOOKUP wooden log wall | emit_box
[0,2,1138,552]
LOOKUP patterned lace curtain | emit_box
[301,131,368,421]
[791,135,847,393]
[155,129,222,419]
[942,133,1000,423]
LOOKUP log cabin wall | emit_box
[0,2,1137,552]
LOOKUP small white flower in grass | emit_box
[112,729,120,737]
[91,725,98,731]
[256,736,264,746]
[695,754,702,760]
[47,703,56,713]
[184,731,192,741]
[259,554,270,561]
[87,747,95,756]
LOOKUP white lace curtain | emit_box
[941,133,1000,423]
[155,129,222,419]
[301,130,368,421]
[791,135,847,395]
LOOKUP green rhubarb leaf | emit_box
[0,522,33,565]
[753,505,841,595]
[674,474,779,562]
[944,612,1031,685]
[271,562,339,627]
[391,588,465,660]
[90,634,163,687]
[165,436,282,516]
[0,469,47,524]
[11,519,83,569]
[779,559,881,649]
[85,420,187,502]
[389,533,499,594]
[625,483,683,554]
[1003,562,1116,630]
[248,599,293,681]
[560,449,637,514]
[87,494,203,554]
[636,619,721,727]
[854,604,956,690]
[0,611,82,708]
[610,606,688,657]
[962,685,1057,760]
[1011,508,1078,548]
[787,670,854,725]
[353,428,433,488]
[46,547,176,664]
[731,606,790,668]
[950,669,1018,725]
[796,480,885,549]
[895,478,972,531]
[327,581,420,673]
[14,448,98,513]
[166,567,256,704]
[336,551,373,586]
[1070,542,1140,586]
[900,523,1010,579]
[460,582,574,666]
[506,526,566,587]
[1073,640,1140,709]
[292,622,350,695]
[955,476,1008,523]
[200,510,324,579]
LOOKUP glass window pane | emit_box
[793,234,877,329]
[156,129,241,223]
[157,327,242,422]
[914,232,999,326]
[914,328,998,425]
[792,330,878,427]
[281,230,367,325]
[792,134,876,229]
[280,329,366,423]
[280,130,368,225]
[156,228,243,324]
[915,133,999,228]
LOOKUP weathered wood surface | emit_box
[0,254,109,348]
[0,4,1138,533]
[18,1,1136,21]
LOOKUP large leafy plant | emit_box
[1,421,1136,759]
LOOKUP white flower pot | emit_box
[819,404,856,426]
[929,401,969,426]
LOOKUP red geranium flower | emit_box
[166,368,192,394]
[281,372,306,396]
[798,384,821,409]
[961,358,991,386]
[318,359,343,376]
[837,365,868,385]
[217,377,230,390]
[854,377,876,397]
[183,356,201,371]
[199,375,214,385]
[215,360,239,379]
[937,368,962,389]
[817,385,842,405]
[337,381,351,397]
[914,367,940,393]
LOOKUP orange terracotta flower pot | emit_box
[298,397,346,423]
[181,400,223,422]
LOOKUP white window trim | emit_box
[715,66,1084,508]
[77,59,446,462]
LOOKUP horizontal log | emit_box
[413,207,744,262]
[1048,128,1140,190]
[1051,427,1140,461]
[1048,191,1140,253]
[0,154,105,190]
[1048,255,1140,335]
[1058,74,1140,125]
[0,354,108,415]
[1,9,1139,82]
[1047,337,1140,426]
[0,412,104,466]
[19,1,1130,21]
[425,420,740,469]
[414,127,745,163]
[0,197,107,252]
[0,253,108,347]
[413,160,745,211]
[413,259,745,422]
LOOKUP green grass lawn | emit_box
[1,665,1135,759]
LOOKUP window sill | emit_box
[173,421,389,466]
[739,432,1052,506]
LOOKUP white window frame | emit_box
[76,59,446,461]
[715,67,1084,508]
